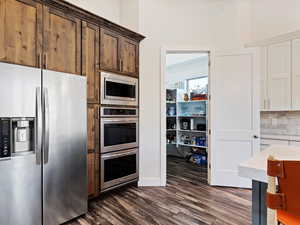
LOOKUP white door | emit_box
[268,41,291,111]
[210,49,260,188]
[292,39,300,110]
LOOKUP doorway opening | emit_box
[163,51,210,184]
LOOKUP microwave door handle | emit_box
[36,87,42,165]
[43,88,50,164]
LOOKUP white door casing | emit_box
[210,49,260,188]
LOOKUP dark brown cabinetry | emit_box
[100,28,121,72]
[87,105,99,197]
[82,22,100,103]
[0,0,43,67]
[120,38,139,77]
[100,28,139,77]
[0,0,144,199]
[43,6,81,74]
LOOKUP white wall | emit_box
[250,0,300,41]
[67,0,121,24]
[138,0,252,186]
[120,0,139,32]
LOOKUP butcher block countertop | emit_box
[238,145,300,183]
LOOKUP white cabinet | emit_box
[289,140,300,146]
[267,41,291,111]
[261,39,300,111]
[260,47,268,110]
[292,39,300,110]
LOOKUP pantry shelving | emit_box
[166,88,209,159]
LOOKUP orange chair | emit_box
[267,158,300,225]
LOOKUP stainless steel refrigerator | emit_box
[0,62,87,225]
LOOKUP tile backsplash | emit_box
[261,111,300,136]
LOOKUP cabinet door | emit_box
[120,37,139,77]
[43,6,81,74]
[292,39,300,110]
[100,28,121,72]
[0,0,42,67]
[260,47,268,110]
[82,22,100,103]
[87,105,99,197]
[87,152,96,196]
[267,41,291,110]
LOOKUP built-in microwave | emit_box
[101,72,138,106]
[100,107,139,154]
[100,148,138,191]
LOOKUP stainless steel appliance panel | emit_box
[0,62,42,117]
[0,63,42,225]
[101,72,138,106]
[42,70,87,225]
[101,148,139,191]
[101,117,139,153]
[100,107,138,118]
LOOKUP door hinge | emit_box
[208,60,211,67]
[209,163,211,169]
[209,95,211,101]
[209,129,211,135]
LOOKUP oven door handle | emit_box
[101,149,138,159]
[102,118,138,123]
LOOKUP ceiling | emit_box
[166,53,208,67]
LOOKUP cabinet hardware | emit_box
[43,54,47,69]
[119,59,123,71]
[37,54,42,68]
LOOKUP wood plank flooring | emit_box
[66,157,252,225]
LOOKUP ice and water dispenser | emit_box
[0,118,35,159]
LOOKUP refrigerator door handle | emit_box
[43,88,50,164]
[36,87,42,165]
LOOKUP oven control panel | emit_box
[101,107,138,117]
[0,119,11,158]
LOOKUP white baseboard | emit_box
[138,177,163,186]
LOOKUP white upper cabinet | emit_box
[292,39,300,110]
[267,41,291,111]
[260,47,268,110]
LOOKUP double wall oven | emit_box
[100,72,139,192]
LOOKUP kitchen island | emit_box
[238,145,300,225]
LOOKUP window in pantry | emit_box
[187,77,208,94]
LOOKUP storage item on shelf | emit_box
[167,106,176,116]
[189,154,207,166]
[196,124,206,131]
[190,93,208,101]
[167,133,177,144]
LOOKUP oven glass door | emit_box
[101,149,138,190]
[105,80,136,100]
[101,118,138,153]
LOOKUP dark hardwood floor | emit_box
[66,156,252,225]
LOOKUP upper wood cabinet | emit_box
[43,6,81,74]
[100,28,121,72]
[0,0,43,67]
[120,38,139,77]
[82,21,100,103]
[100,28,139,77]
